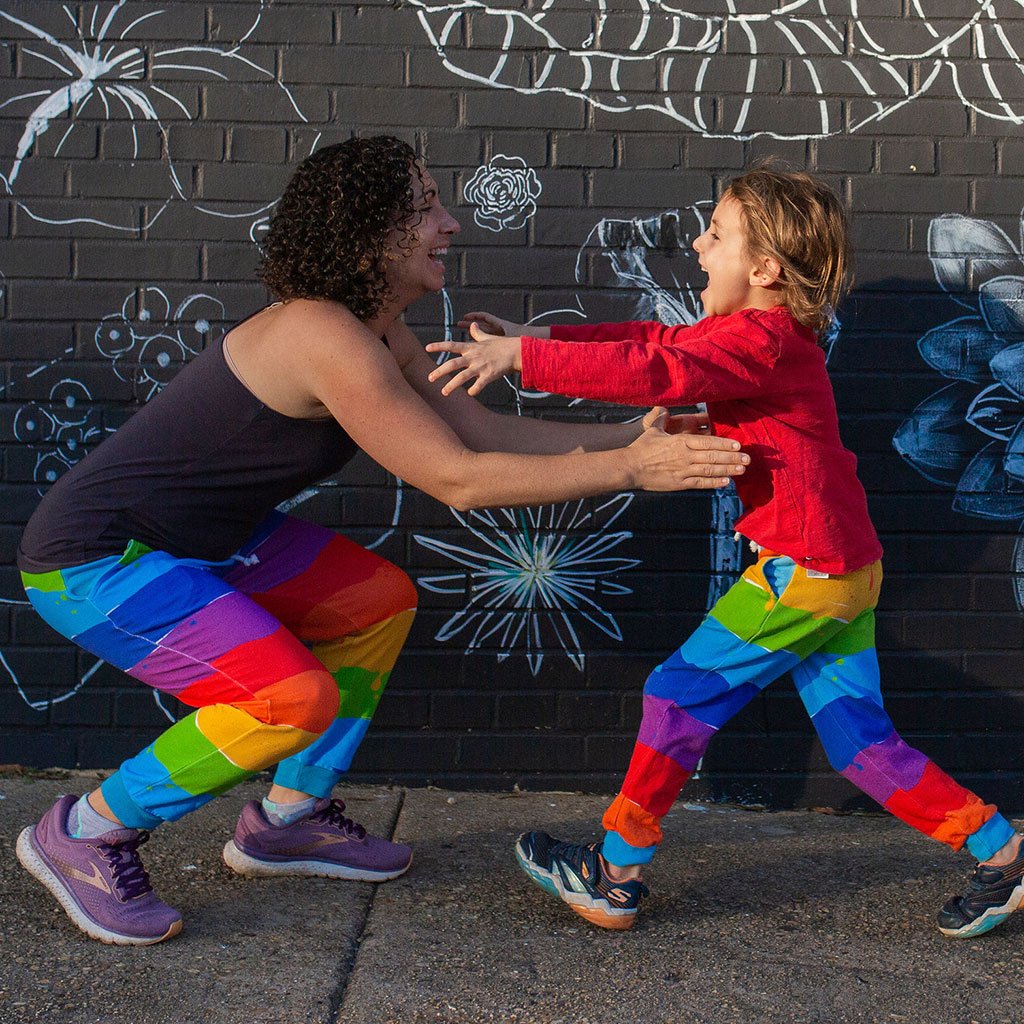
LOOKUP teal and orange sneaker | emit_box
[514,831,647,931]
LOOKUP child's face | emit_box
[692,194,770,317]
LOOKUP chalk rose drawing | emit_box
[0,0,306,233]
[893,213,1024,609]
[416,496,639,675]
[464,155,542,232]
[405,0,1024,139]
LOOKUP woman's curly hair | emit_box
[258,136,423,321]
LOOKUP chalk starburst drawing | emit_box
[405,0,1024,139]
[0,0,307,233]
[416,497,639,675]
[894,212,1024,610]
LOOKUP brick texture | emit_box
[1,1,1022,812]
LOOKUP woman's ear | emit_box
[750,255,783,288]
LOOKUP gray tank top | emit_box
[17,328,360,572]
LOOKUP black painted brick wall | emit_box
[1,1,1022,812]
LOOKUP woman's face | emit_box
[385,165,461,308]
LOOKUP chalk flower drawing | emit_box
[416,497,639,675]
[96,287,226,399]
[894,213,1024,608]
[0,1,306,232]
[405,0,1024,139]
[9,287,227,493]
[14,380,105,488]
[464,155,542,232]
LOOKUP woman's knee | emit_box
[258,668,340,736]
[373,560,418,620]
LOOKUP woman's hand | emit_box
[426,322,522,396]
[627,415,748,491]
[456,310,525,337]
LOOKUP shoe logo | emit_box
[301,830,350,852]
[607,887,633,904]
[55,857,111,894]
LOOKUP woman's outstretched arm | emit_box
[388,318,721,459]
[294,303,746,510]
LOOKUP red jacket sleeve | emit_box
[550,321,686,345]
[524,317,783,406]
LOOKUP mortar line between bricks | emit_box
[327,786,408,1024]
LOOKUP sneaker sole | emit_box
[222,840,411,882]
[938,881,1024,939]
[513,839,636,931]
[16,826,183,947]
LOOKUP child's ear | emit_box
[750,256,783,288]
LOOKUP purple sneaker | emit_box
[222,798,412,882]
[16,794,182,946]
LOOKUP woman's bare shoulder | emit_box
[266,297,365,338]
[225,299,386,418]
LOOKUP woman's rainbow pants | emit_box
[21,512,416,829]
[601,554,1014,867]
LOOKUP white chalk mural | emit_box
[464,155,542,232]
[406,0,1024,139]
[893,212,1024,610]
[0,0,307,234]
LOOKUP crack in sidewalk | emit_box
[327,786,408,1023]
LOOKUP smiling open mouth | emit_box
[428,247,448,266]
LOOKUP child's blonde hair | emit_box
[724,168,851,340]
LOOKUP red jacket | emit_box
[522,306,882,575]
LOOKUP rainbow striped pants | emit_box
[602,553,1014,867]
[21,512,417,830]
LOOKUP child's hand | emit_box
[426,323,522,396]
[456,311,524,337]
[642,407,711,435]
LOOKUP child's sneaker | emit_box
[938,838,1024,938]
[222,797,412,881]
[514,830,647,931]
[16,794,182,946]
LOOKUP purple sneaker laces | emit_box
[100,831,154,901]
[313,799,367,841]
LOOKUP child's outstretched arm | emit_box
[457,310,551,339]
[426,322,523,396]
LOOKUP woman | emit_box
[14,136,748,946]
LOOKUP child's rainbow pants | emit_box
[602,553,1014,867]
[21,512,417,829]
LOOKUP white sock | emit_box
[68,795,123,839]
[262,796,317,827]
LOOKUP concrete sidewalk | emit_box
[1,771,1021,1024]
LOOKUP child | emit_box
[425,168,1024,938]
